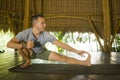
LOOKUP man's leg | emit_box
[48,52,91,66]
[17,48,31,68]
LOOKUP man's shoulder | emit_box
[21,28,32,33]
[42,31,53,36]
[43,31,49,34]
[42,31,55,38]
[16,28,32,40]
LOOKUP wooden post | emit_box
[102,0,112,53]
[23,0,30,29]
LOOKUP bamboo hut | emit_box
[0,0,120,52]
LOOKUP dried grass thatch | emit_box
[0,0,120,52]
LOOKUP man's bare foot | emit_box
[20,61,31,68]
[85,54,91,66]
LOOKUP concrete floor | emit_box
[0,50,120,80]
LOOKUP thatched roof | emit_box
[0,0,120,52]
[0,0,120,36]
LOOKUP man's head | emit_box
[31,14,46,32]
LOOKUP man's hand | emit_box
[27,40,34,49]
[77,50,89,57]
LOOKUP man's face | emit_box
[34,17,46,32]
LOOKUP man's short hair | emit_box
[31,14,45,25]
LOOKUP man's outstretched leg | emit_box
[48,52,91,66]
[17,48,31,68]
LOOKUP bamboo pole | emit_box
[33,0,37,15]
[46,16,102,22]
[0,14,22,23]
[7,12,15,34]
[20,0,22,13]
[8,0,10,11]
[0,9,102,22]
[113,17,120,21]
[102,0,112,52]
[0,10,16,14]
[44,14,102,16]
[0,0,1,6]
[12,0,15,12]
[41,0,44,15]
[87,15,104,51]
[110,21,120,48]
[23,0,30,29]
[0,9,102,16]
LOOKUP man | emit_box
[7,14,91,68]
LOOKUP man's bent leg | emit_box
[48,52,91,66]
[17,48,31,68]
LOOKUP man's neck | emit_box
[32,28,42,38]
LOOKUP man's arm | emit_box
[7,37,22,49]
[53,40,88,55]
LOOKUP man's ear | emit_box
[34,22,38,27]
[33,21,38,26]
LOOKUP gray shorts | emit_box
[30,49,51,60]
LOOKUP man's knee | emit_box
[17,48,22,52]
[17,48,28,53]
[48,52,67,62]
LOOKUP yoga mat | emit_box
[8,64,120,75]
